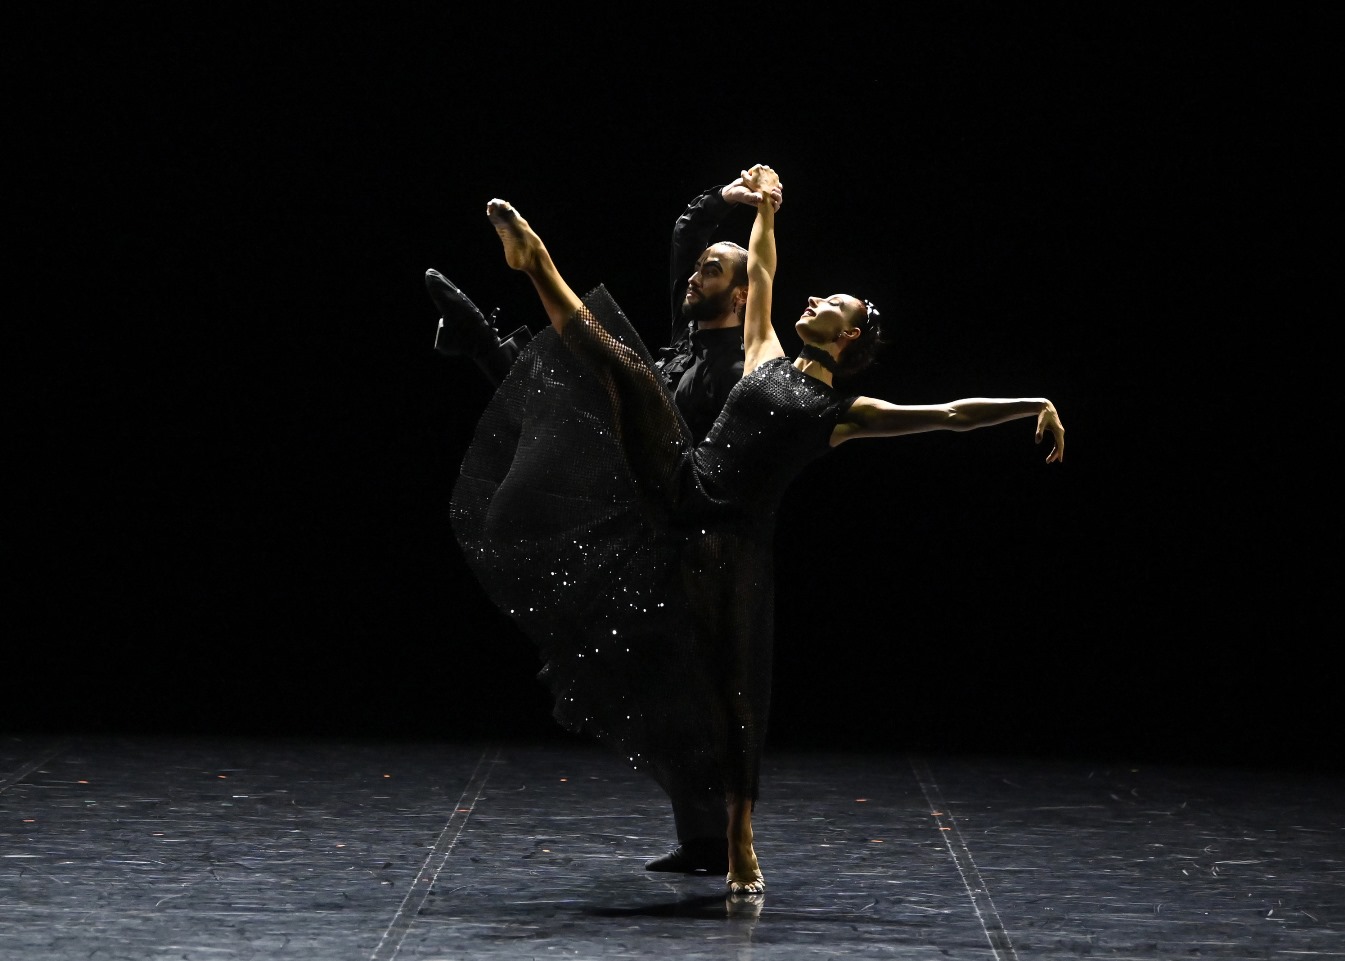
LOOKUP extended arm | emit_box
[742,166,785,374]
[833,396,1065,462]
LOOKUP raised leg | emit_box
[486,199,582,332]
[426,269,536,385]
[645,779,729,873]
[488,200,689,506]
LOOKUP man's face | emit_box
[682,244,742,323]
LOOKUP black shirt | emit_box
[669,325,746,442]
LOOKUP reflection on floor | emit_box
[2,734,1341,960]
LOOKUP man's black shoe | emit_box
[644,837,729,874]
[426,268,534,385]
[426,269,502,359]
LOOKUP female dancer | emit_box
[450,166,1064,895]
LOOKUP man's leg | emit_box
[426,268,532,386]
[645,780,729,873]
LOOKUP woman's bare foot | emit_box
[726,842,765,895]
[726,796,765,894]
[486,199,545,274]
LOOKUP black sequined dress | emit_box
[451,285,856,803]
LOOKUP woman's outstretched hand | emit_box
[1036,401,1065,463]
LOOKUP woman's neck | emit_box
[795,344,837,385]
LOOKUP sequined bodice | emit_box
[690,357,851,520]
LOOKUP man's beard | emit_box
[681,286,737,324]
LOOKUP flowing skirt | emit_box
[450,285,774,802]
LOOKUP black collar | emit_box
[797,344,839,374]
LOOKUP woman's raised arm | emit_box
[741,165,785,374]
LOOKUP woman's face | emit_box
[795,294,866,344]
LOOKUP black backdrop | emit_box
[13,7,1332,772]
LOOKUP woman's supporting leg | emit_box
[681,537,771,895]
[726,794,764,893]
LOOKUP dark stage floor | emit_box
[2,734,1341,960]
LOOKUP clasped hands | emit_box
[724,164,782,210]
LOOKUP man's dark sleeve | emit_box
[668,184,732,347]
